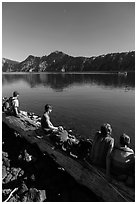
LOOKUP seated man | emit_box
[41,104,79,152]
[12,91,20,117]
[3,91,20,117]
[41,104,61,134]
[89,123,114,169]
[2,91,20,116]
[107,133,135,185]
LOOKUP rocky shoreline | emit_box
[2,123,101,202]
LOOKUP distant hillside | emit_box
[2,58,19,72]
[2,51,135,72]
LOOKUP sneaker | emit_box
[70,152,78,158]
[62,145,67,151]
[36,135,43,139]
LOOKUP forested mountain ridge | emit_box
[2,58,19,72]
[2,51,135,72]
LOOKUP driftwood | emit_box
[4,188,18,202]
[2,112,135,202]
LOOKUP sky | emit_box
[2,2,135,62]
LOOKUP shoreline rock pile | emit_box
[2,122,100,202]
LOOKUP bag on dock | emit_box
[76,139,93,159]
[2,97,13,112]
[50,130,69,146]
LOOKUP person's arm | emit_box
[46,116,58,131]
[106,139,114,181]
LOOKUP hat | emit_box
[13,91,19,97]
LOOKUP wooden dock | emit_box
[2,112,135,202]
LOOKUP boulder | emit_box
[4,173,12,183]
[2,166,7,180]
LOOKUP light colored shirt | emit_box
[12,98,19,108]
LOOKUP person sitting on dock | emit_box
[3,91,20,117]
[11,91,20,117]
[41,104,79,154]
[41,104,62,134]
[89,123,114,170]
[106,133,135,186]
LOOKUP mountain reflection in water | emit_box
[2,73,135,150]
[2,72,135,91]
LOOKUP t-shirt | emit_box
[11,97,19,116]
[90,131,114,168]
[12,98,19,108]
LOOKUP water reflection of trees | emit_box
[2,73,135,91]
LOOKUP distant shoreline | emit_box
[2,71,135,74]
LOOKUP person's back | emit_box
[90,124,114,168]
[110,134,134,176]
[11,91,20,116]
[41,112,51,132]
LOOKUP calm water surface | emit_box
[2,73,135,149]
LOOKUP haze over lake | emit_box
[2,72,135,150]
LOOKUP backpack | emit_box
[76,139,93,159]
[2,97,13,112]
[53,130,69,145]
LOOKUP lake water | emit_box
[2,72,135,150]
